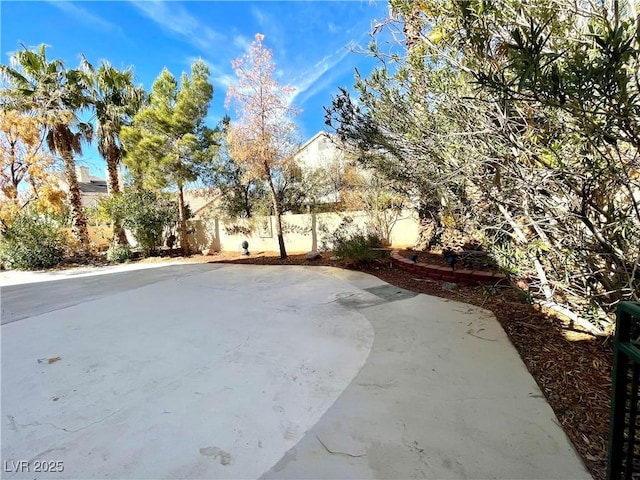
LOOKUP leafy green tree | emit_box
[210,155,261,219]
[81,59,146,245]
[270,162,311,215]
[441,0,640,325]
[121,60,214,254]
[205,116,320,219]
[0,44,92,250]
[326,0,640,333]
[201,116,263,219]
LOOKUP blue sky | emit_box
[1,0,388,178]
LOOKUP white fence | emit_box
[188,210,420,253]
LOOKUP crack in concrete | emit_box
[356,381,397,389]
[7,415,17,431]
[14,410,119,433]
[465,329,498,341]
[316,435,366,458]
[401,421,430,470]
[28,447,66,464]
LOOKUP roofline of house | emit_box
[295,131,333,156]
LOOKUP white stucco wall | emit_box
[188,210,420,253]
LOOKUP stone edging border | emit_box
[390,250,507,285]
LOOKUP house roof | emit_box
[79,180,108,194]
[296,131,331,153]
[291,131,347,172]
[293,131,340,161]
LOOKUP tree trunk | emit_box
[105,146,128,246]
[266,173,287,259]
[496,204,554,300]
[62,149,90,252]
[106,146,122,195]
[496,204,604,335]
[402,2,425,100]
[244,185,252,218]
[178,183,190,255]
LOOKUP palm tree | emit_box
[0,44,92,250]
[80,58,145,245]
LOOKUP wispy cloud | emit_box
[189,57,235,91]
[233,34,250,52]
[132,1,239,98]
[250,7,286,57]
[130,1,225,52]
[291,45,353,106]
[250,7,266,27]
[47,1,118,32]
[131,1,196,36]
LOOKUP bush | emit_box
[100,189,178,256]
[0,210,65,270]
[106,244,133,263]
[334,232,383,264]
[322,217,383,264]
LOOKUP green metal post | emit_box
[608,302,640,479]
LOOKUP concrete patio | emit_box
[1,263,590,479]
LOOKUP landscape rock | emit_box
[441,281,458,291]
[306,251,321,260]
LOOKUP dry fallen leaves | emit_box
[37,356,61,364]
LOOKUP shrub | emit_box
[0,210,65,270]
[323,217,383,264]
[334,232,383,264]
[106,244,133,263]
[100,189,178,256]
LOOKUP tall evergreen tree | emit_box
[121,60,214,254]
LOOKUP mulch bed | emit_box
[398,247,499,271]
[202,250,611,479]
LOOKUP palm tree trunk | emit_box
[105,148,128,245]
[177,184,190,255]
[266,172,287,259]
[62,150,90,251]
